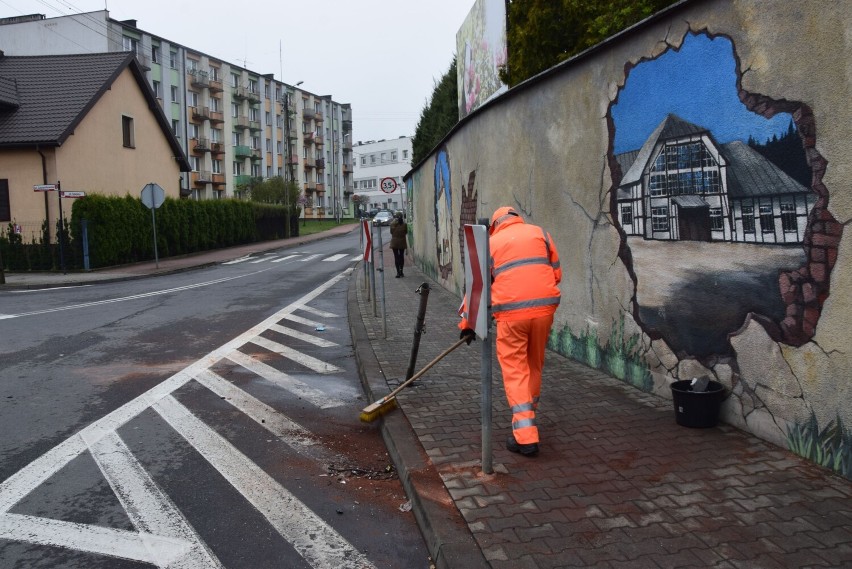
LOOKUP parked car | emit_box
[372,210,394,226]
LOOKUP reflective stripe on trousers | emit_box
[496,313,554,445]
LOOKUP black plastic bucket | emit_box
[670,380,725,428]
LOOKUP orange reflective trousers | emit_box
[496,313,554,445]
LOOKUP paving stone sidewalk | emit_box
[354,239,852,569]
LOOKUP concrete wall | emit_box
[405,0,852,475]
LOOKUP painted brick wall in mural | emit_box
[609,32,838,359]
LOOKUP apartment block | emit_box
[0,11,354,219]
[352,137,412,216]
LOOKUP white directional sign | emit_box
[60,191,86,198]
[33,184,56,192]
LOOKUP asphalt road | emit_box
[0,229,429,568]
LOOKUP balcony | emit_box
[210,141,225,155]
[343,139,352,151]
[234,115,249,130]
[342,117,352,130]
[191,137,210,154]
[314,134,324,147]
[234,174,252,186]
[303,108,316,120]
[234,145,252,159]
[212,173,225,185]
[287,154,300,165]
[288,127,298,140]
[208,77,223,93]
[208,109,225,123]
[191,106,211,120]
[250,149,262,161]
[316,158,325,170]
[304,157,316,169]
[248,120,262,132]
[303,132,315,144]
[343,185,354,195]
[314,111,324,123]
[192,170,213,186]
[315,183,325,193]
[342,162,353,174]
[188,69,209,89]
[304,181,317,192]
[232,86,249,101]
[246,89,261,104]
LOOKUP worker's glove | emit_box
[460,328,476,345]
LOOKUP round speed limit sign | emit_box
[380,177,398,194]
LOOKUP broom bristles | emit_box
[359,397,399,423]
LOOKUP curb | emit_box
[347,273,490,569]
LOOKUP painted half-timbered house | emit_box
[615,114,814,244]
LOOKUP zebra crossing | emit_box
[223,251,362,265]
[0,268,379,568]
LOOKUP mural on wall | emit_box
[434,148,454,280]
[609,32,838,359]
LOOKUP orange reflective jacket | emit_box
[488,213,561,321]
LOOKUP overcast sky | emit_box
[5,0,473,143]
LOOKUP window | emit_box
[403,150,408,159]
[210,97,220,112]
[122,36,138,54]
[361,156,366,166]
[266,138,272,151]
[211,128,221,143]
[781,203,797,232]
[189,124,199,139]
[186,59,198,72]
[267,166,272,177]
[152,80,161,99]
[741,205,755,233]
[264,84,270,98]
[231,103,239,118]
[170,85,178,103]
[277,141,282,154]
[171,119,180,137]
[251,164,261,176]
[710,207,723,231]
[189,156,199,171]
[0,179,10,222]
[651,206,669,232]
[232,132,242,146]
[231,74,239,88]
[381,153,386,163]
[188,92,198,107]
[249,108,259,121]
[212,159,222,174]
[151,46,160,64]
[759,204,775,233]
[265,111,271,125]
[210,67,220,81]
[370,155,376,165]
[248,79,258,94]
[169,51,178,69]
[233,161,243,175]
[251,136,260,150]
[122,116,135,148]
[620,205,633,226]
[391,151,397,161]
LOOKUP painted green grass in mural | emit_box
[786,412,852,480]
[549,316,652,391]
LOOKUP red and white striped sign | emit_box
[463,224,489,339]
[361,220,372,264]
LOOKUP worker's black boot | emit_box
[507,435,539,456]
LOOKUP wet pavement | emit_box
[5,224,852,568]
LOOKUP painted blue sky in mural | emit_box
[612,33,793,155]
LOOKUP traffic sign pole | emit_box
[57,181,66,274]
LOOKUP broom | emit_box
[360,337,467,423]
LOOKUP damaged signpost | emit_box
[462,223,492,474]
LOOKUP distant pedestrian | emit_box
[390,212,408,278]
[459,207,561,456]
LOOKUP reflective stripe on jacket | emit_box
[489,216,561,322]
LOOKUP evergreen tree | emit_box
[412,59,458,165]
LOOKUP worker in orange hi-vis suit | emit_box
[459,206,561,457]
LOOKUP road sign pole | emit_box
[151,205,159,269]
[481,231,493,475]
[57,181,66,274]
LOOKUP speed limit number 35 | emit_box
[380,177,398,194]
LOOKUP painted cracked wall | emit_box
[405,0,852,478]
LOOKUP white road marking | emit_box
[250,335,341,374]
[294,304,338,319]
[222,257,251,265]
[271,255,300,263]
[0,513,193,566]
[350,254,363,262]
[299,254,321,262]
[225,350,343,409]
[282,313,322,328]
[322,254,347,262]
[87,431,224,569]
[10,285,93,293]
[193,369,316,447]
[250,257,275,264]
[0,269,357,564]
[0,271,270,320]
[154,395,375,569]
[267,323,337,348]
